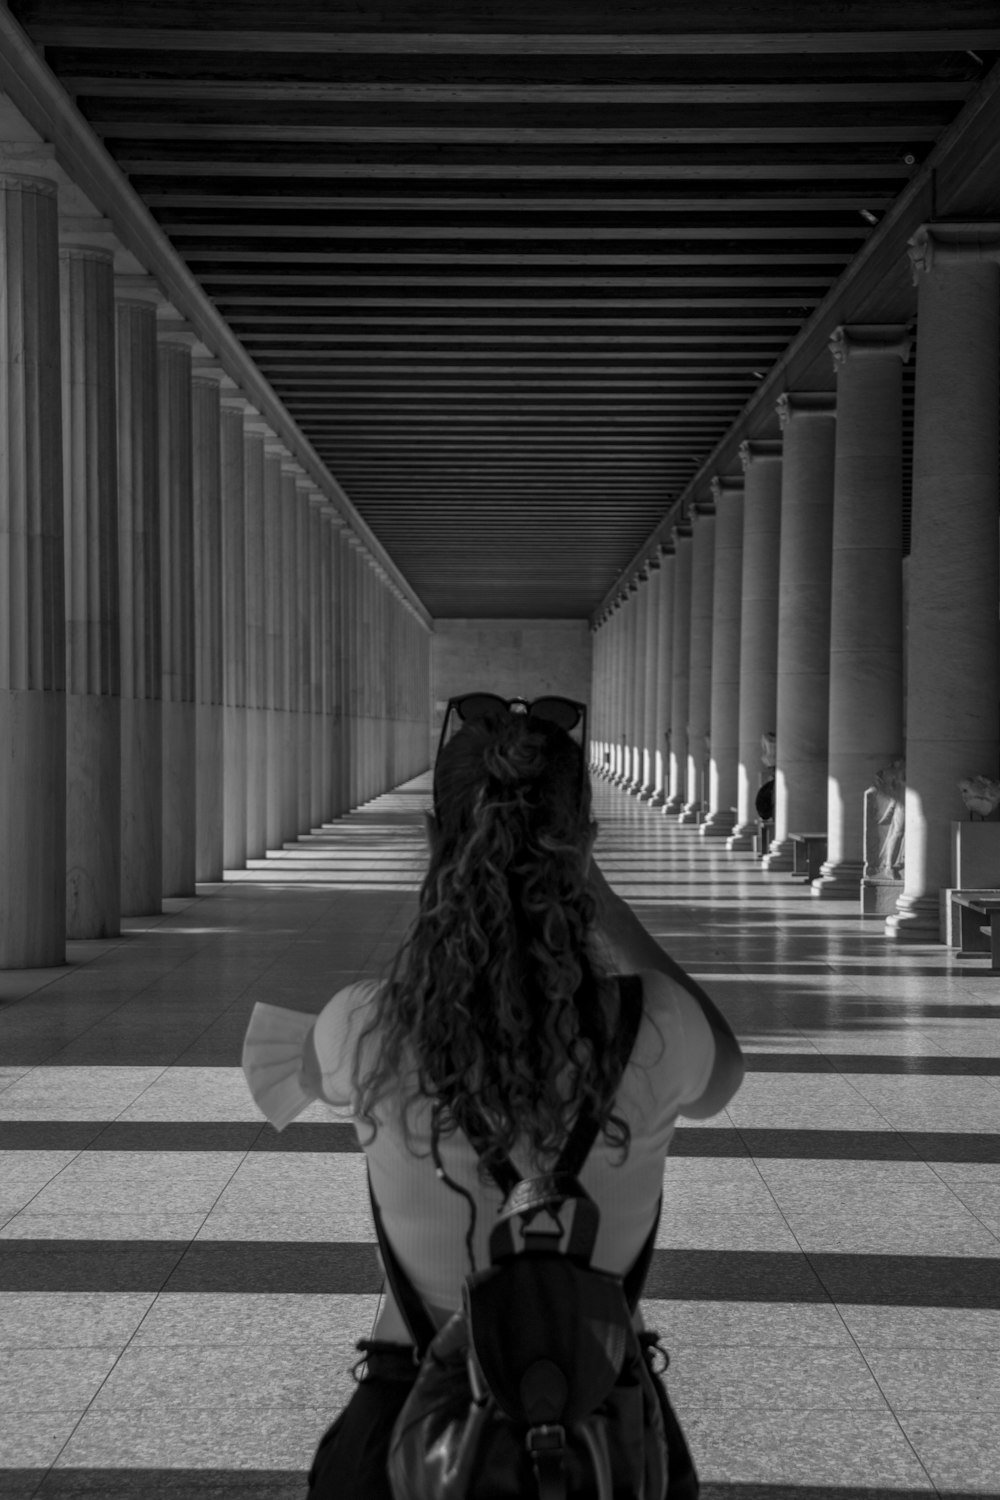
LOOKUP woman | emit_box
[243,704,744,1498]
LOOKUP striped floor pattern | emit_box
[1,773,999,1499]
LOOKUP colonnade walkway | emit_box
[1,773,999,1498]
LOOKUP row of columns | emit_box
[0,168,430,970]
[591,222,1000,939]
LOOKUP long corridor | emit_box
[1,775,999,1498]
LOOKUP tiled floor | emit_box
[2,772,999,1499]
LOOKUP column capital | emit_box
[830,323,913,368]
[58,215,116,257]
[710,475,745,504]
[114,273,164,308]
[220,391,254,414]
[0,161,57,195]
[739,438,783,470]
[776,391,836,428]
[156,312,200,349]
[692,497,716,520]
[245,414,276,441]
[907,222,1000,283]
[645,553,661,572]
[672,518,693,545]
[658,537,675,558]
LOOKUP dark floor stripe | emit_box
[743,1052,1000,1075]
[0,1477,975,1500]
[2,1242,997,1305]
[2,1119,998,1162]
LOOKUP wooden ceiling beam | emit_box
[145,192,898,211]
[25,26,1000,56]
[91,121,944,143]
[119,157,916,178]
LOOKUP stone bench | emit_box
[948,890,1000,972]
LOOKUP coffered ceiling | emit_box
[12,2,1000,617]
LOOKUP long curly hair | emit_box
[351,710,631,1183]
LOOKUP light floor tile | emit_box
[0,1068,167,1121]
[53,1404,340,1469]
[671,1343,890,1411]
[24,1153,243,1217]
[865,1346,1000,1410]
[209,1154,368,1227]
[0,1410,83,1468]
[898,1410,1000,1493]
[681,1408,934,1489]
[839,1303,1000,1351]
[0,1152,80,1218]
[130,1292,381,1346]
[647,1299,858,1349]
[784,1206,1000,1256]
[89,1342,357,1413]
[655,1209,800,1253]
[0,1347,120,1413]
[948,1180,1000,1233]
[0,1293,156,1349]
[195,1209,369,1242]
[0,1213,206,1242]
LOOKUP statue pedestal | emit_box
[951,820,1000,888]
[862,876,903,918]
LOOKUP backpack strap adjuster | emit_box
[526,1423,569,1500]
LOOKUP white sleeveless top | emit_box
[242,970,718,1342]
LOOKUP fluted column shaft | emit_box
[650,545,675,806]
[639,560,661,798]
[280,465,300,841]
[889,225,1000,940]
[308,498,324,828]
[157,326,196,897]
[814,327,909,899]
[292,478,312,833]
[220,397,247,871]
[665,524,693,813]
[763,394,837,871]
[626,580,645,790]
[318,510,334,822]
[329,517,347,818]
[193,373,224,882]
[60,241,121,938]
[728,441,783,850]
[243,417,267,858]
[682,505,716,822]
[263,442,285,850]
[703,477,745,837]
[0,173,66,967]
[608,605,623,779]
[116,285,162,916]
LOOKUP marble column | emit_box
[650,542,675,807]
[703,476,745,838]
[292,474,312,833]
[813,326,910,900]
[888,224,1000,940]
[307,493,325,829]
[192,369,224,883]
[728,440,783,851]
[607,603,622,780]
[220,391,248,872]
[279,458,300,841]
[763,392,837,872]
[317,508,335,823]
[329,515,347,819]
[0,171,66,967]
[626,577,646,793]
[59,233,121,938]
[639,557,661,799]
[263,438,286,851]
[116,276,162,916]
[157,315,197,897]
[665,521,693,814]
[344,533,362,812]
[243,413,268,859]
[682,502,716,823]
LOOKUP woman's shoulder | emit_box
[624,968,718,1112]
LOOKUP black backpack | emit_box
[369,975,698,1500]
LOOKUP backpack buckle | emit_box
[525,1422,566,1457]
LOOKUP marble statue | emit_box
[761,731,776,769]
[958,775,1000,819]
[864,758,906,878]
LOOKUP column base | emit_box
[701,811,737,839]
[726,821,756,852]
[647,791,666,808]
[637,782,657,801]
[679,801,703,825]
[661,795,684,816]
[885,893,942,942]
[761,837,795,872]
[810,858,863,900]
[861,877,904,918]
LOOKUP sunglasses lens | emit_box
[529,697,582,732]
[456,693,508,722]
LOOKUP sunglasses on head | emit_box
[435,692,589,776]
